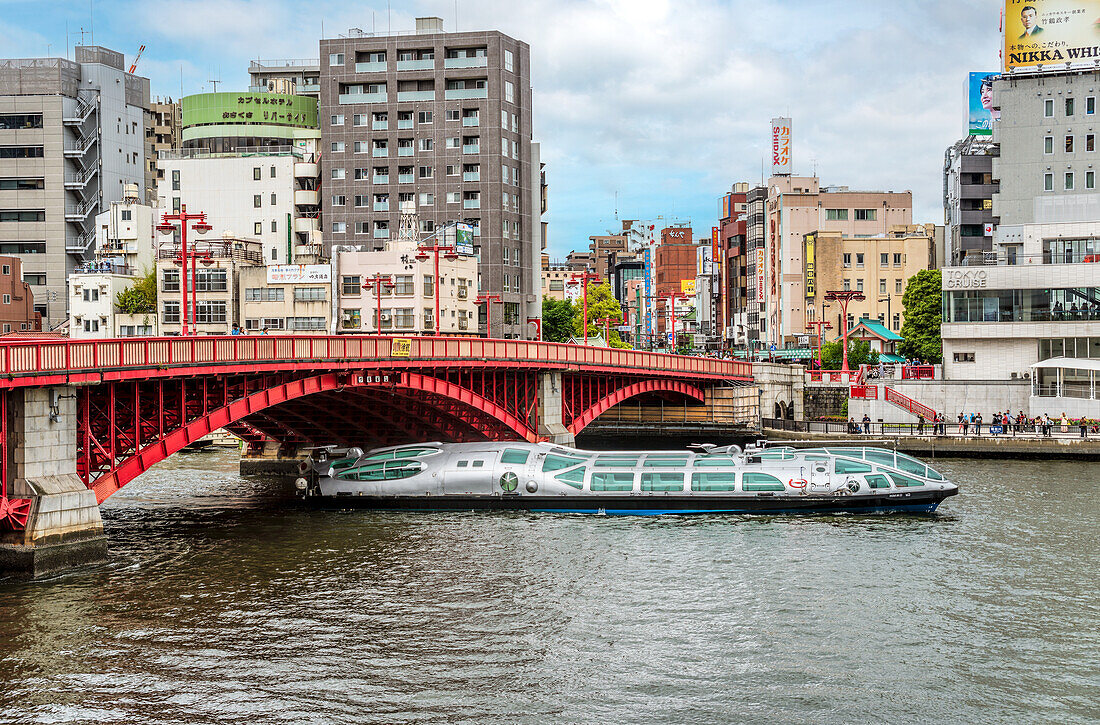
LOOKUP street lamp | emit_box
[414,243,459,336]
[596,315,621,346]
[156,203,211,336]
[662,291,689,352]
[568,271,600,345]
[879,296,892,331]
[526,316,542,341]
[476,294,502,337]
[362,274,395,334]
[806,319,833,369]
[823,289,866,372]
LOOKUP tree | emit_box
[541,297,575,343]
[572,283,630,348]
[115,269,157,315]
[898,269,942,363]
[820,338,879,370]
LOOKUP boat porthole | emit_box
[499,472,519,492]
[526,480,538,493]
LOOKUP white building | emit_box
[68,272,156,338]
[94,184,156,274]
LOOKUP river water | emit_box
[0,449,1097,724]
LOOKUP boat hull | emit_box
[307,489,956,516]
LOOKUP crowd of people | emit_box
[848,410,1098,438]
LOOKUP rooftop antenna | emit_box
[209,77,219,92]
[614,190,619,220]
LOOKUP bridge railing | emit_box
[0,335,752,383]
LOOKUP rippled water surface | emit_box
[1,450,1097,724]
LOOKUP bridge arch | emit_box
[87,371,537,503]
[566,380,706,436]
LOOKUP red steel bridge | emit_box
[0,336,752,524]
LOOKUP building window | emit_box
[854,208,877,221]
[332,221,346,233]
[892,313,900,331]
[171,169,180,191]
[1089,97,1096,115]
[331,114,344,126]
[446,109,460,121]
[843,279,850,291]
[504,81,514,103]
[341,276,361,295]
[287,317,326,331]
[419,138,433,151]
[418,111,432,124]
[419,192,433,207]
[1066,97,1075,116]
[1066,172,1075,190]
[504,49,514,72]
[270,166,276,178]
[82,288,99,302]
[879,279,887,294]
[856,279,864,292]
[329,53,344,66]
[332,141,345,153]
[856,253,864,268]
[1045,172,1054,191]
[253,167,261,180]
[895,279,903,294]
[254,195,262,208]
[271,219,277,233]
[293,287,326,302]
[254,222,263,234]
[1088,171,1096,190]
[879,252,888,266]
[825,208,848,221]
[1045,136,1053,154]
[341,309,361,329]
[163,302,180,324]
[953,352,976,363]
[423,275,434,297]
[162,270,180,292]
[393,275,414,295]
[331,168,345,179]
[842,253,851,268]
[332,195,346,206]
[1066,135,1074,153]
[419,166,433,179]
[245,288,284,301]
[893,253,902,266]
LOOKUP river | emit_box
[0,449,1096,724]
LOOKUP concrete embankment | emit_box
[764,427,1100,460]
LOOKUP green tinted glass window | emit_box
[594,456,638,468]
[501,448,529,464]
[642,457,688,468]
[555,467,585,489]
[365,447,436,461]
[865,474,891,489]
[742,472,785,491]
[863,449,898,467]
[758,451,794,460]
[693,457,738,467]
[543,453,586,472]
[835,459,873,474]
[640,472,684,491]
[889,472,925,488]
[348,460,423,481]
[892,452,930,478]
[590,471,634,491]
[691,472,737,491]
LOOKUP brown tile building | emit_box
[0,256,41,333]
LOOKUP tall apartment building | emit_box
[717,184,748,345]
[145,97,181,193]
[943,136,997,265]
[0,45,150,327]
[319,17,545,338]
[745,185,767,345]
[762,176,912,345]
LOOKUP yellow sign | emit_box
[390,338,412,357]
[680,279,696,294]
[1004,0,1100,72]
[804,233,816,299]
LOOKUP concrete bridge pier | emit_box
[0,386,107,578]
[537,372,575,446]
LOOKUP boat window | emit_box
[543,453,586,472]
[642,457,688,468]
[865,474,891,489]
[691,472,737,491]
[640,472,684,491]
[594,456,638,467]
[456,460,468,468]
[555,467,585,489]
[693,456,737,467]
[501,448,529,465]
[835,459,873,474]
[472,460,484,468]
[758,451,794,460]
[590,471,634,491]
[742,472,785,491]
[888,472,925,488]
[924,466,944,481]
[892,451,931,478]
[862,449,898,467]
[364,447,438,461]
[348,460,424,481]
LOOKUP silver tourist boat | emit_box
[297,441,958,515]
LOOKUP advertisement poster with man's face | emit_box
[1004,0,1100,72]
[968,71,1000,136]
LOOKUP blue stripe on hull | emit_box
[535,503,941,516]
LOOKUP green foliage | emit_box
[820,338,880,370]
[898,269,942,363]
[541,297,576,343]
[571,283,630,348]
[115,269,157,315]
[675,334,692,355]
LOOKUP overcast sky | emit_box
[6,0,1003,257]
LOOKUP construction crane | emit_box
[128,44,145,74]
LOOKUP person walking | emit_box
[957,412,964,435]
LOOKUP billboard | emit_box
[1004,0,1100,72]
[643,247,653,335]
[967,71,1000,136]
[771,117,792,175]
[267,264,331,284]
[681,279,697,295]
[181,92,318,129]
[804,233,817,299]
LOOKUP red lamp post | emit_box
[663,291,689,351]
[527,316,542,341]
[415,243,459,336]
[156,204,212,336]
[806,319,833,369]
[476,293,502,338]
[823,289,866,372]
[597,315,621,346]
[568,271,600,344]
[362,274,395,333]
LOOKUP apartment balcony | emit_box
[462,144,480,154]
[374,202,390,212]
[294,189,319,205]
[398,173,414,183]
[445,57,488,69]
[339,92,387,104]
[397,90,435,102]
[397,146,414,157]
[463,199,481,209]
[462,117,479,127]
[294,217,320,233]
[294,160,319,177]
[354,61,387,73]
[398,119,413,130]
[958,209,989,225]
[372,121,388,131]
[445,88,489,100]
[373,229,390,239]
[372,148,389,157]
[299,84,320,94]
[463,171,480,182]
[396,59,435,71]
